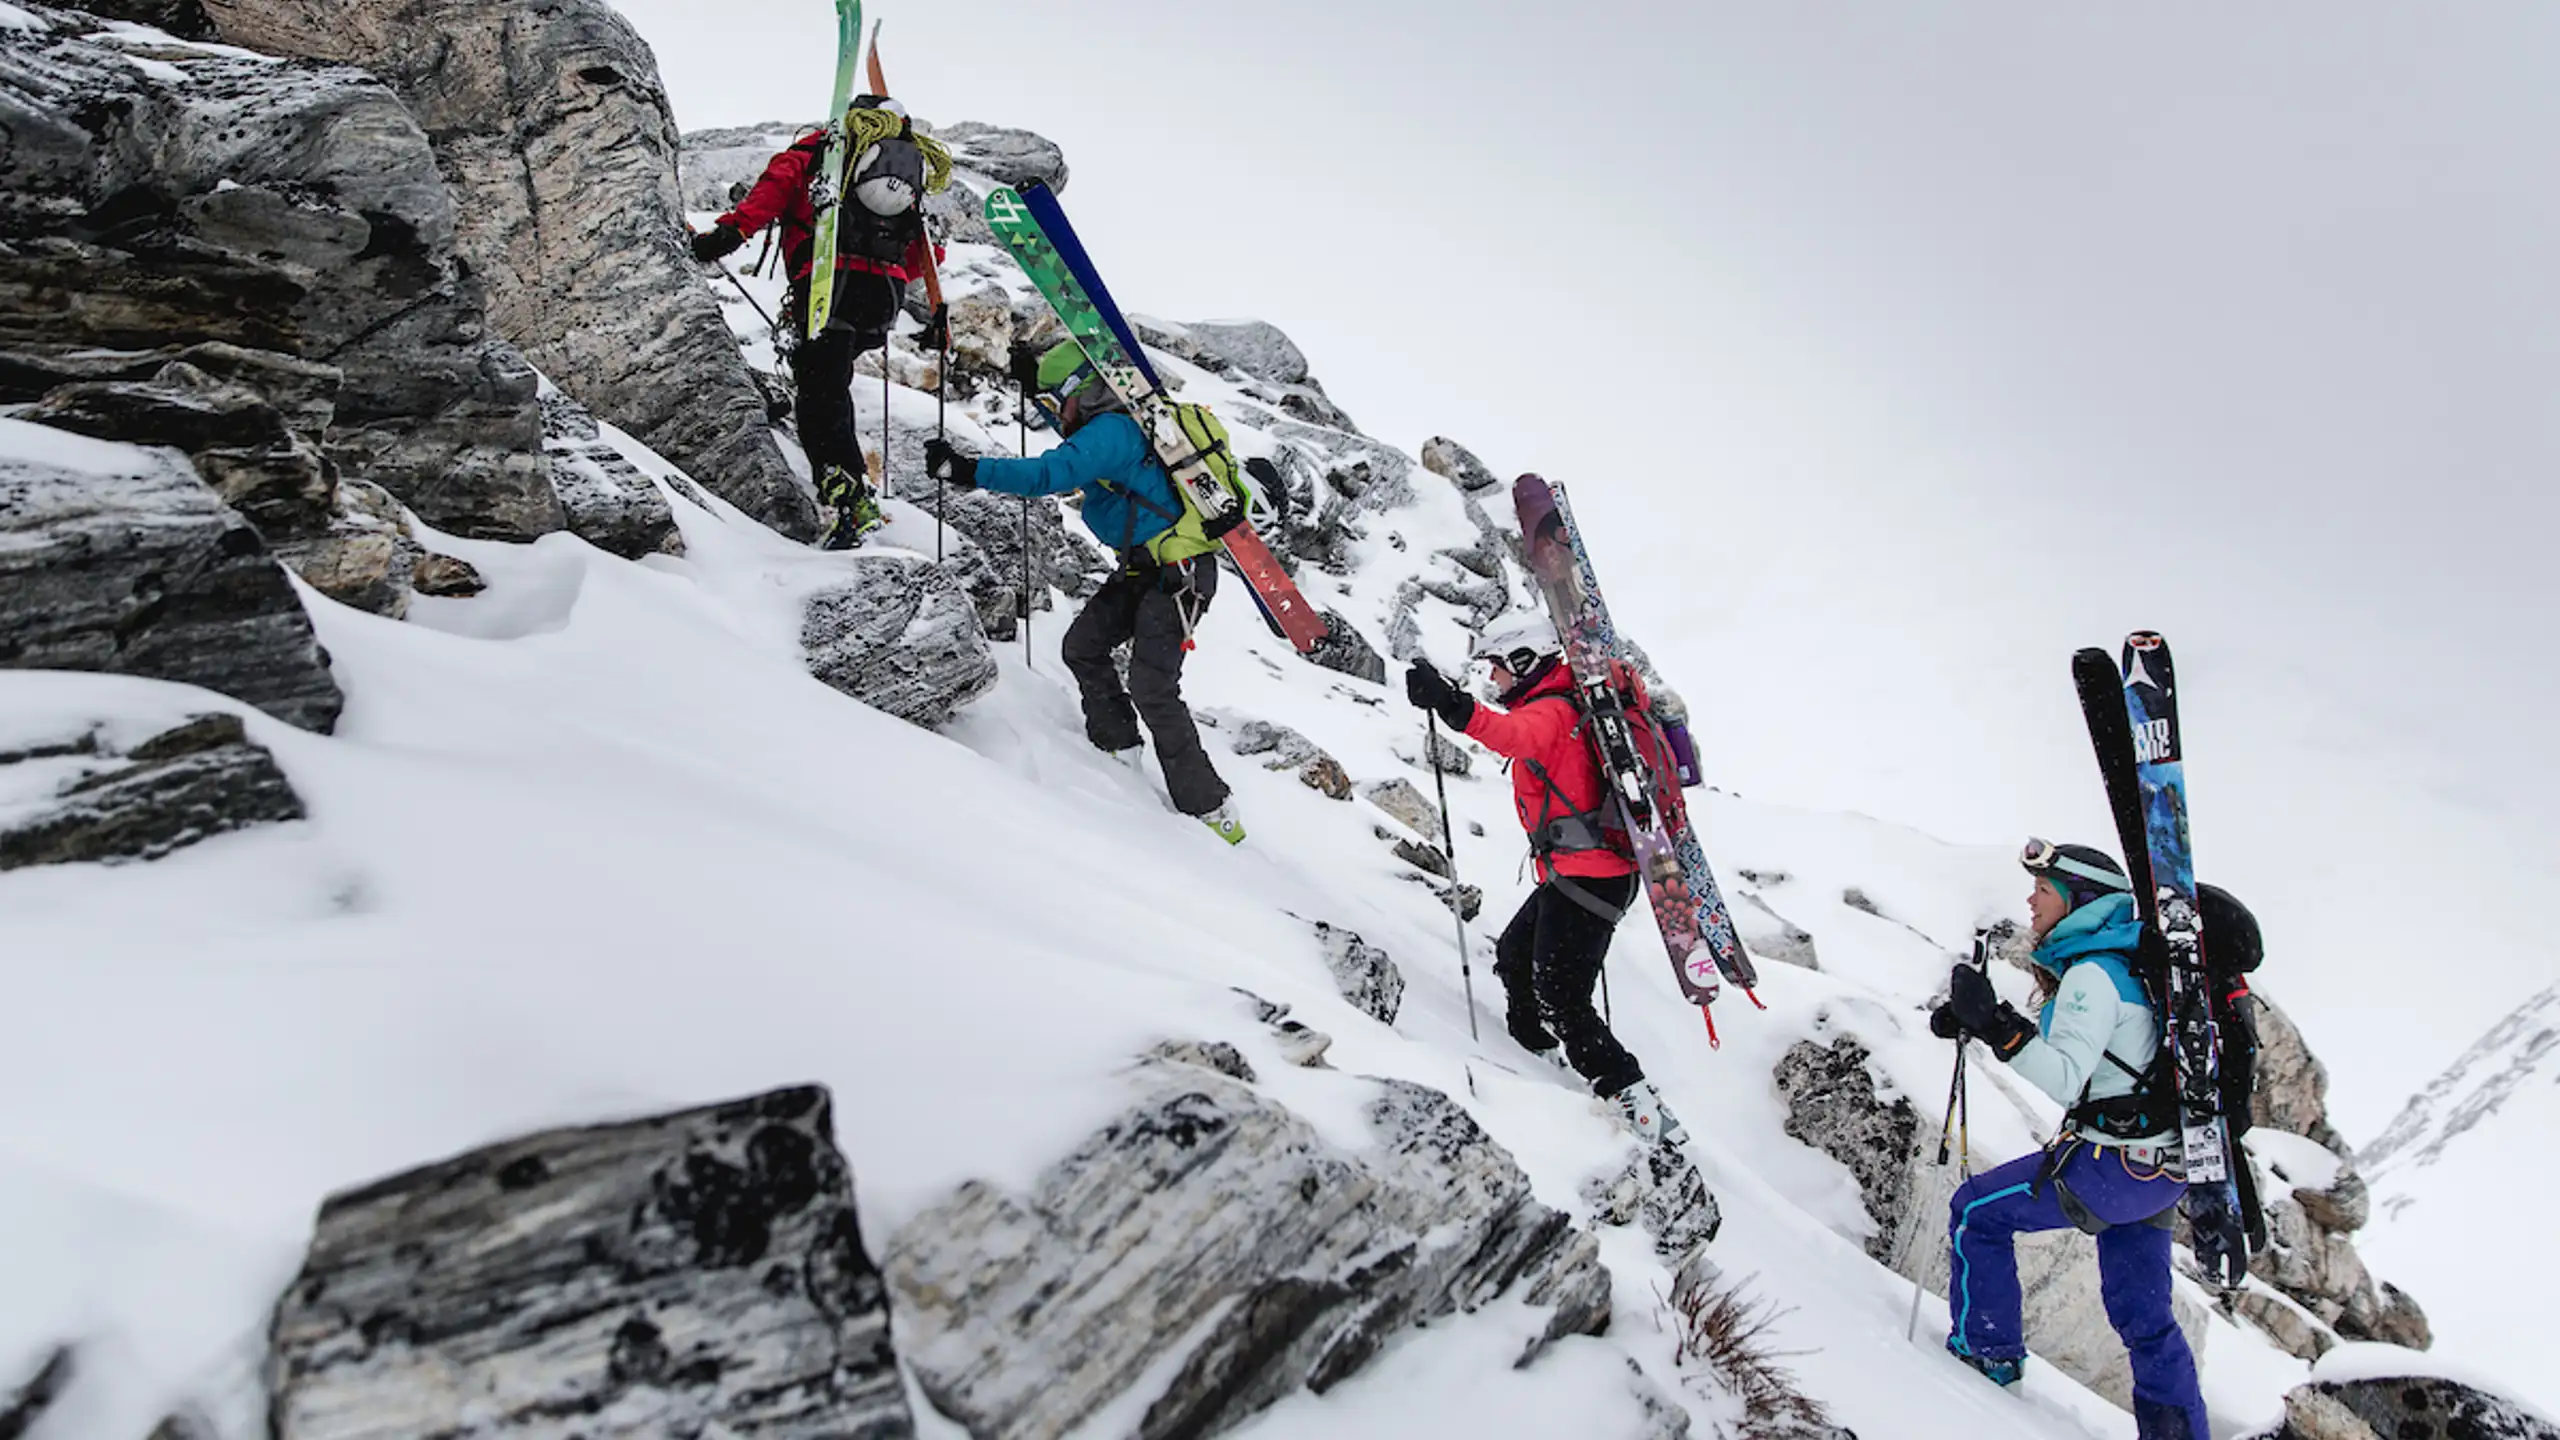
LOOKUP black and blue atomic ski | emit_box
[2115,632,2234,1186]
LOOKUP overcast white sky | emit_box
[615,0,2559,1131]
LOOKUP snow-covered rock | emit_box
[884,1054,1608,1440]
[541,386,684,560]
[269,1085,912,1440]
[1311,920,1405,1024]
[0,712,300,871]
[0,421,343,732]
[206,0,818,540]
[1422,436,1504,494]
[799,554,998,729]
[2257,1352,2560,1440]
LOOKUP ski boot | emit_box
[817,467,884,551]
[1200,800,1247,847]
[1609,1080,1689,1148]
[1106,745,1146,773]
[1947,1338,2025,1387]
[1526,1045,1577,1078]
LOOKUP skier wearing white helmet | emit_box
[1404,609,1688,1148]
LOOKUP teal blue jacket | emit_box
[2013,893,2166,1137]
[971,413,1182,553]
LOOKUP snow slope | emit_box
[2,364,2319,1438]
[2358,986,2560,1417]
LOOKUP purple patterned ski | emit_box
[1513,474,1756,1029]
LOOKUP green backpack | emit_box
[1102,402,1256,565]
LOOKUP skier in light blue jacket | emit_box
[1929,839,2211,1440]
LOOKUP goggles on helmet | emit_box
[2019,837,2133,892]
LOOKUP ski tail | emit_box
[1018,182,1163,390]
[864,17,885,96]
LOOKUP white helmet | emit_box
[1471,610,1561,670]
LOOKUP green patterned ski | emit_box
[804,0,863,339]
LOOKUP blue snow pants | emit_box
[1948,1141,2209,1440]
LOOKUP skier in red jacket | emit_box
[690,98,947,549]
[1405,610,1686,1147]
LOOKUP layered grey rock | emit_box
[1361,778,1442,840]
[0,10,559,541]
[1309,608,1387,683]
[540,386,684,559]
[0,713,304,870]
[212,0,817,539]
[0,424,343,731]
[885,1057,1609,1440]
[2257,1374,2559,1440]
[1311,920,1404,1024]
[801,555,997,729]
[939,121,1070,193]
[268,1085,912,1440]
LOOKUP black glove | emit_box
[2183,1178,2251,1291]
[690,221,744,264]
[1008,339,1046,393]
[922,439,977,491]
[1928,1003,1965,1040]
[1943,963,2036,1060]
[919,303,950,352]
[1404,661,1476,732]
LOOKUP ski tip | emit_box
[2126,630,2167,651]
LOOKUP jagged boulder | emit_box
[0,421,343,731]
[1361,778,1441,840]
[0,713,303,870]
[2257,1372,2559,1440]
[939,121,1070,193]
[1421,436,1502,493]
[800,555,997,728]
[540,385,684,559]
[1309,609,1387,683]
[212,0,817,540]
[268,1085,913,1439]
[1311,920,1404,1025]
[884,1057,1609,1440]
[0,9,560,542]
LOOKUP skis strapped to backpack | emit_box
[2072,636,2236,1187]
[1513,473,1756,1037]
[984,183,1327,653]
[804,0,863,339]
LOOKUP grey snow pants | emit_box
[1062,559,1230,817]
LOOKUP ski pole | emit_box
[1599,965,1612,1028]
[1018,378,1031,661]
[716,267,777,334]
[934,312,947,564]
[1907,1035,1971,1341]
[1426,711,1479,1041]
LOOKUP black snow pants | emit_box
[787,273,905,493]
[1494,873,1644,1097]
[1061,558,1230,817]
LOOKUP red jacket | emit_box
[1463,663,1636,883]
[717,133,939,283]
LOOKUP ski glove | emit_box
[690,221,744,264]
[1008,340,1046,394]
[2183,1178,2252,1291]
[1941,963,2035,1060]
[919,304,950,352]
[923,439,978,491]
[1403,661,1476,733]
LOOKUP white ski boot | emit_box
[1610,1080,1690,1148]
[1200,800,1247,847]
[1107,745,1145,772]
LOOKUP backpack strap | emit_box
[1549,874,1627,923]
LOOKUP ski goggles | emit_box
[2019,837,2133,892]
[1030,359,1107,425]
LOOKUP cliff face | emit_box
[205,0,819,540]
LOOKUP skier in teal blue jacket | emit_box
[923,342,1244,844]
[1929,839,2217,1440]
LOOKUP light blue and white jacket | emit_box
[2009,892,2169,1147]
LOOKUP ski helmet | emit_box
[2019,837,2133,910]
[1033,341,1120,426]
[1471,610,1562,673]
[2197,883,2262,975]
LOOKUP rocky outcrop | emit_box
[1308,609,1389,683]
[1734,892,1821,971]
[268,1085,912,1439]
[209,0,816,540]
[1311,920,1404,1025]
[1361,778,1442,840]
[1421,436,1502,494]
[540,386,684,559]
[0,713,304,870]
[0,9,559,542]
[0,422,343,731]
[885,1054,1609,1440]
[800,556,997,729]
[1777,1036,2207,1412]
[2256,1372,2560,1440]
